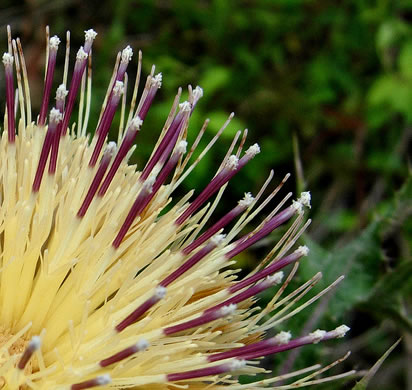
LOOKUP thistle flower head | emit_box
[0,27,354,389]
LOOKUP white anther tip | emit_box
[193,85,203,100]
[56,84,68,100]
[177,140,188,154]
[211,233,225,246]
[179,101,192,112]
[219,304,237,316]
[152,73,162,88]
[226,155,239,170]
[106,142,117,155]
[49,36,61,49]
[130,116,143,130]
[85,29,98,41]
[274,331,292,345]
[291,199,304,215]
[267,271,284,285]
[298,191,311,208]
[76,47,88,61]
[297,245,309,256]
[335,325,350,338]
[246,143,260,157]
[113,80,125,96]
[238,192,254,208]
[2,52,13,66]
[29,335,42,350]
[229,359,246,371]
[96,374,111,385]
[49,108,63,124]
[154,286,167,299]
[309,329,327,344]
[121,45,133,63]
[136,338,149,351]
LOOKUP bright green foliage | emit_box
[1,0,411,388]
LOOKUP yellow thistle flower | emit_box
[0,27,354,390]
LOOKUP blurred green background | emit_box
[0,0,411,389]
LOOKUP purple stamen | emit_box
[38,36,60,126]
[137,73,162,121]
[190,85,203,111]
[116,46,133,81]
[97,117,142,197]
[140,101,190,181]
[229,246,308,294]
[61,30,96,135]
[111,176,155,249]
[83,29,98,54]
[236,327,349,361]
[157,115,187,167]
[115,286,166,332]
[95,46,131,138]
[71,374,111,390]
[99,339,148,367]
[167,359,245,382]
[225,204,298,260]
[60,48,88,135]
[89,81,124,167]
[160,234,224,287]
[182,193,253,255]
[48,85,68,174]
[32,108,62,192]
[175,145,260,226]
[208,335,282,363]
[164,304,236,335]
[77,143,117,217]
[205,273,283,313]
[112,141,187,249]
[17,336,41,370]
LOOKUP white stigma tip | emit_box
[229,359,246,371]
[2,52,13,66]
[193,85,203,100]
[298,191,311,208]
[334,325,350,338]
[274,331,292,345]
[152,73,162,88]
[219,304,237,317]
[267,271,284,285]
[121,45,133,63]
[211,233,225,246]
[297,245,309,256]
[226,155,239,170]
[136,338,149,351]
[85,29,98,42]
[179,101,192,112]
[246,143,260,157]
[29,336,42,350]
[238,192,254,208]
[56,84,68,100]
[113,80,125,96]
[309,329,327,344]
[76,47,88,61]
[49,108,63,124]
[49,35,61,49]
[96,374,111,385]
[154,286,167,299]
[130,116,143,130]
[177,140,188,154]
